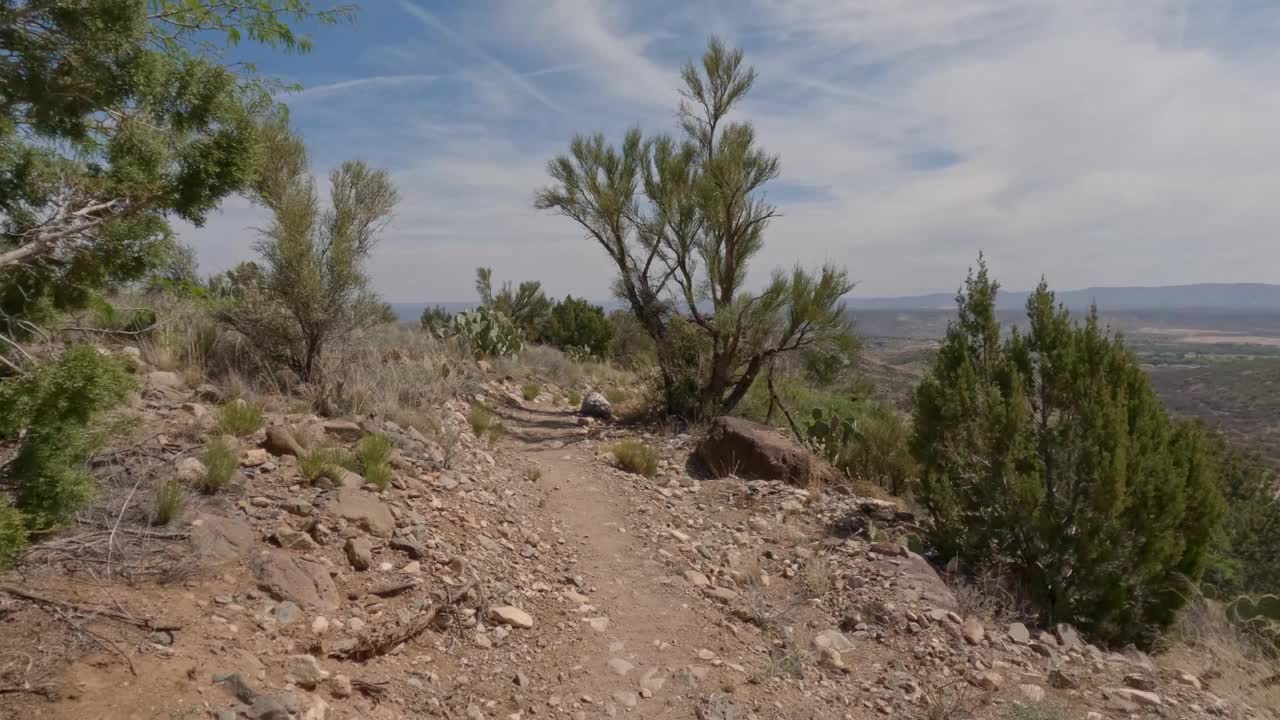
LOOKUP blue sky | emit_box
[180,0,1280,302]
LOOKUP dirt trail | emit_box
[495,401,746,717]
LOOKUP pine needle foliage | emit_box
[912,257,1225,646]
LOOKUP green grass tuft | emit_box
[198,438,237,494]
[468,404,494,437]
[521,383,541,401]
[216,400,264,437]
[611,439,657,477]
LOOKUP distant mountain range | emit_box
[390,283,1280,322]
[845,283,1280,311]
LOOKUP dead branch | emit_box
[338,580,475,661]
[0,584,181,632]
[0,684,55,698]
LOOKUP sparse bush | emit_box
[216,401,265,437]
[804,401,916,496]
[453,306,523,358]
[802,555,834,597]
[568,390,582,407]
[521,383,541,401]
[537,39,855,418]
[607,310,656,369]
[0,505,28,568]
[912,259,1225,645]
[152,479,188,526]
[611,440,657,477]
[468,405,494,437]
[605,388,626,405]
[419,305,454,337]
[0,345,134,530]
[198,439,238,494]
[525,466,543,482]
[475,267,550,339]
[545,296,613,358]
[217,120,399,384]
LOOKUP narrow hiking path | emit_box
[493,399,744,717]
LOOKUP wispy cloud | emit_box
[280,74,439,103]
[397,0,564,113]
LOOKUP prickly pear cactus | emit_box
[1230,594,1280,624]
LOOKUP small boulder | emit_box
[490,606,534,629]
[813,629,854,653]
[322,419,362,441]
[344,537,372,571]
[324,488,395,537]
[961,617,985,645]
[176,457,207,483]
[695,415,838,485]
[1007,622,1031,644]
[579,392,612,420]
[263,426,306,457]
[285,655,329,689]
[1110,688,1162,707]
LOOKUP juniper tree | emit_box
[912,257,1225,645]
[0,0,353,334]
[536,37,855,418]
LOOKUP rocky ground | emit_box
[0,362,1270,720]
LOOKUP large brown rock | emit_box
[248,550,339,610]
[695,416,838,485]
[190,513,256,562]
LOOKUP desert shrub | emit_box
[536,39,855,418]
[805,402,916,495]
[0,505,28,568]
[198,439,238,494]
[912,259,1225,646]
[1203,432,1280,596]
[453,306,523,358]
[468,405,494,437]
[475,267,550,339]
[607,310,657,369]
[522,383,541,401]
[217,120,399,384]
[544,296,613,359]
[611,440,657,477]
[568,390,582,407]
[216,401,265,437]
[605,388,627,405]
[525,466,543,482]
[152,479,188,526]
[0,346,134,531]
[419,305,454,337]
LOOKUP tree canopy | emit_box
[0,0,353,331]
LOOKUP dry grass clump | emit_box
[151,479,187,525]
[1160,598,1280,714]
[611,439,657,477]
[521,383,541,401]
[197,438,237,494]
[802,555,835,597]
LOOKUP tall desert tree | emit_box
[912,258,1225,645]
[0,0,354,332]
[220,119,398,383]
[536,37,855,418]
